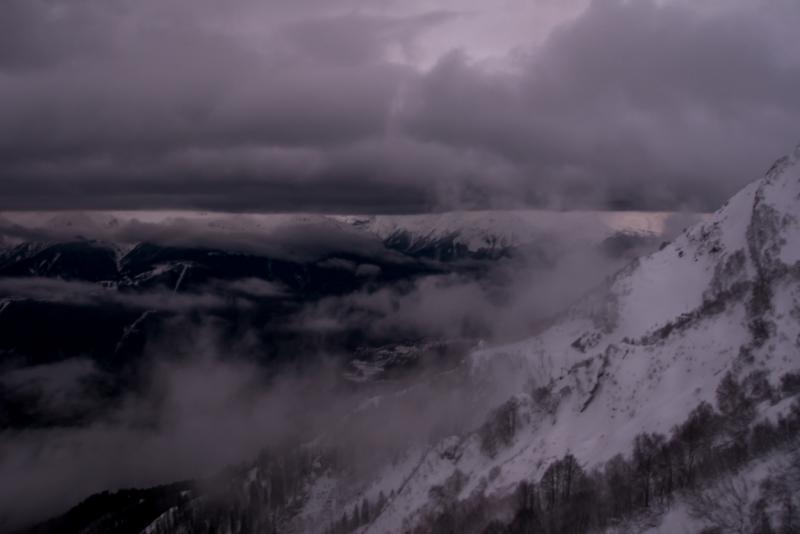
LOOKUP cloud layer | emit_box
[0,0,798,213]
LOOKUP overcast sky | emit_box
[0,0,798,213]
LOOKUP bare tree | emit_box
[688,476,751,534]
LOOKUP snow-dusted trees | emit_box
[540,454,584,510]
[135,368,800,534]
[479,398,522,457]
[604,453,633,519]
[672,401,720,486]
[632,432,663,509]
[717,371,757,437]
[326,492,392,534]
[456,369,800,534]
[688,476,752,534]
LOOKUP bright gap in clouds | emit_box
[376,0,592,68]
[226,0,591,69]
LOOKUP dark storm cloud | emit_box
[399,0,800,210]
[0,0,110,72]
[0,0,798,212]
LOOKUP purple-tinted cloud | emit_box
[0,0,797,212]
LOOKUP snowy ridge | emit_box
[336,211,674,257]
[277,149,800,534]
[0,211,377,248]
[1,210,681,262]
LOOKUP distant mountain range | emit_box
[0,208,677,376]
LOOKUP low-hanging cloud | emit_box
[0,318,485,532]
[0,238,630,529]
[0,208,687,531]
[293,239,632,345]
[0,0,797,213]
[0,277,230,311]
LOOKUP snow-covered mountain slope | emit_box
[255,148,800,534]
